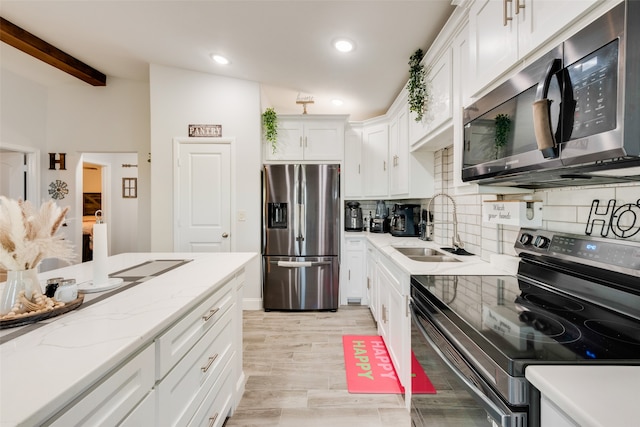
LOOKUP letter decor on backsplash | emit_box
[586,199,640,238]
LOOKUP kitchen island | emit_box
[0,252,259,427]
[526,365,640,427]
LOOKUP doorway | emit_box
[79,153,139,260]
[0,143,39,202]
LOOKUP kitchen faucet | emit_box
[426,193,469,254]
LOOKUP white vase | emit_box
[0,268,40,315]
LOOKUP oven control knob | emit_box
[534,236,550,249]
[519,233,533,246]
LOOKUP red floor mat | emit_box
[342,335,436,394]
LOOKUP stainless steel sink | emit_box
[392,246,460,262]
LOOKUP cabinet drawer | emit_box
[120,389,156,427]
[48,344,155,426]
[157,307,235,427]
[188,360,234,427]
[156,279,235,380]
[345,238,364,250]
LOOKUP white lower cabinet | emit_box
[45,270,245,427]
[366,243,379,321]
[120,389,157,427]
[540,395,579,427]
[157,307,235,426]
[49,344,155,427]
[367,243,411,407]
[342,237,366,305]
[188,360,234,427]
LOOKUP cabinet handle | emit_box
[348,270,351,280]
[383,161,386,171]
[304,136,308,147]
[358,164,361,174]
[201,353,219,372]
[299,136,303,147]
[405,295,410,318]
[208,413,219,427]
[515,0,524,15]
[503,0,513,26]
[202,307,220,322]
[367,278,370,289]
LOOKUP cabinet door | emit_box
[366,245,378,321]
[425,49,453,133]
[377,268,390,341]
[362,123,389,197]
[388,282,407,389]
[304,120,344,160]
[345,249,365,303]
[517,0,598,56]
[469,0,518,94]
[265,119,304,160]
[344,127,363,198]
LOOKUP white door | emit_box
[175,142,231,252]
[0,151,26,200]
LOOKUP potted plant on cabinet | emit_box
[407,49,427,122]
[262,107,278,154]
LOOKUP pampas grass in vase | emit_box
[0,197,75,316]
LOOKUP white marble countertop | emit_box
[526,365,640,426]
[346,231,520,276]
[0,252,258,427]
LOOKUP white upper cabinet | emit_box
[264,115,346,161]
[469,0,518,95]
[469,0,598,95]
[344,124,363,198]
[409,48,453,150]
[362,121,389,198]
[389,105,409,196]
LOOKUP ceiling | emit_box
[0,1,456,121]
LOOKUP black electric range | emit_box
[410,228,640,427]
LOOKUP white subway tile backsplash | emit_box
[545,187,615,206]
[543,206,577,223]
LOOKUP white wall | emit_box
[149,64,263,303]
[0,69,48,152]
[1,68,151,266]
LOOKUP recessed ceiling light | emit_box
[211,54,230,65]
[333,39,354,53]
[331,99,344,106]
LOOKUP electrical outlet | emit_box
[238,210,247,221]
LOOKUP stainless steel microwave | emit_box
[462,1,640,189]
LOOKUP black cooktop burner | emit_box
[521,293,585,312]
[584,320,640,345]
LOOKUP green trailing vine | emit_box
[494,114,511,148]
[406,49,427,122]
[262,107,278,153]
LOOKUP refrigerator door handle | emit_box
[277,261,312,268]
[275,261,332,268]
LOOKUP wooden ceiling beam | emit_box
[0,17,106,86]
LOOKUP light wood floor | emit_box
[225,306,489,427]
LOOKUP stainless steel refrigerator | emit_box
[262,164,340,311]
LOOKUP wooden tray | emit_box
[0,295,84,329]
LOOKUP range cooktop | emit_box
[411,274,640,375]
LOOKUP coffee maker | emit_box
[390,204,421,237]
[345,201,364,231]
[370,200,390,233]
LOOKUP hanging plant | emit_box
[406,49,427,122]
[262,107,278,153]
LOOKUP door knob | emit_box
[222,232,229,238]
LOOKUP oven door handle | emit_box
[410,302,516,427]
